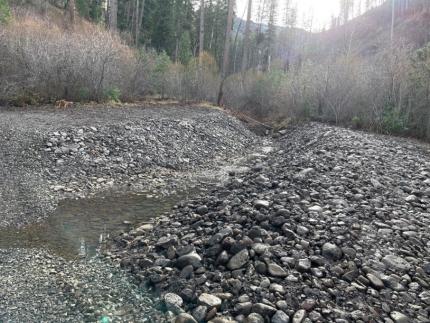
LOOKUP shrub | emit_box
[0,0,11,24]
[105,87,121,102]
[351,116,363,129]
[382,108,408,134]
[0,14,139,103]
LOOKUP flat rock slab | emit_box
[382,255,412,273]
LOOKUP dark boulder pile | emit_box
[110,123,430,323]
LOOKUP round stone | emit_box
[322,243,343,261]
[164,293,183,314]
[198,293,222,308]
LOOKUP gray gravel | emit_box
[111,123,430,323]
[0,249,171,322]
[0,104,257,228]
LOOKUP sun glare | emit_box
[236,0,343,31]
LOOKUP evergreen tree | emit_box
[179,30,193,64]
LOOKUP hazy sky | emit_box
[236,0,342,31]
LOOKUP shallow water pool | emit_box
[0,193,186,259]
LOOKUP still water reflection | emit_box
[0,193,184,258]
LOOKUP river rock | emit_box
[322,243,343,261]
[390,312,410,323]
[382,255,411,273]
[308,206,323,213]
[268,263,287,277]
[176,252,202,269]
[198,293,222,308]
[227,249,249,270]
[175,313,198,323]
[252,303,277,316]
[292,309,306,323]
[366,273,384,289]
[254,200,270,209]
[192,305,208,322]
[245,313,265,323]
[164,293,183,314]
[271,310,290,323]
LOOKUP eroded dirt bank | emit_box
[111,123,430,323]
[0,104,258,228]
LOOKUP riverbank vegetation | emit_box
[1,0,430,139]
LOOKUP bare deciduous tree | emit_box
[199,0,205,65]
[108,0,118,31]
[242,0,252,72]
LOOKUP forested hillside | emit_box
[1,0,430,139]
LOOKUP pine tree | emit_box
[179,31,193,64]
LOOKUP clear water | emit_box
[0,193,186,259]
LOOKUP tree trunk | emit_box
[242,0,252,72]
[199,0,205,64]
[221,0,235,78]
[218,0,235,106]
[108,0,118,31]
[391,0,395,45]
[65,0,76,30]
[136,0,145,46]
[135,0,140,45]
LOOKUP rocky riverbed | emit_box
[0,104,257,228]
[110,123,430,323]
[0,104,264,322]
